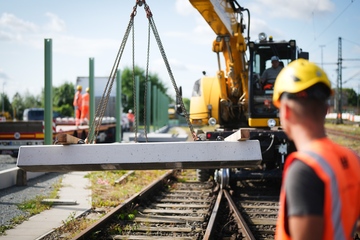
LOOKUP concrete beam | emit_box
[17,140,262,172]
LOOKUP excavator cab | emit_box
[248,37,308,127]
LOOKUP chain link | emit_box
[145,8,196,140]
[142,22,151,142]
[131,20,138,143]
[87,1,196,142]
[87,5,136,144]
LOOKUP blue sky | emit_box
[0,0,359,101]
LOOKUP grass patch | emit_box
[51,170,170,239]
[0,176,63,235]
[325,122,360,155]
[87,170,168,208]
[325,121,360,135]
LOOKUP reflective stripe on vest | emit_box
[304,151,345,239]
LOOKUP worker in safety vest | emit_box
[73,85,82,127]
[272,59,360,239]
[127,109,135,132]
[81,87,90,125]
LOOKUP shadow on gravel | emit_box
[0,172,66,196]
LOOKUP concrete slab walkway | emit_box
[0,171,91,240]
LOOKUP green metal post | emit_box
[116,70,122,142]
[89,58,95,130]
[165,95,169,126]
[146,81,151,133]
[152,86,157,131]
[135,76,140,129]
[44,39,53,145]
[157,88,161,129]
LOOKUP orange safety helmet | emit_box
[273,59,332,108]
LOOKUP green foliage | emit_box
[8,91,42,120]
[17,196,52,215]
[55,104,73,117]
[121,66,172,124]
[343,88,358,106]
[40,82,75,117]
[4,67,183,121]
[53,82,75,108]
[0,93,12,118]
[182,97,190,112]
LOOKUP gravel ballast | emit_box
[0,155,63,227]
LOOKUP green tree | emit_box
[0,93,12,118]
[121,66,172,124]
[23,90,42,109]
[182,97,190,112]
[37,82,75,117]
[11,92,24,120]
[53,82,75,116]
[7,91,41,120]
[344,88,357,106]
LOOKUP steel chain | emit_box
[88,0,197,142]
[146,12,196,140]
[87,6,136,144]
[142,22,151,142]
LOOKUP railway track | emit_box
[73,170,217,240]
[326,128,360,141]
[37,169,281,240]
[228,178,280,240]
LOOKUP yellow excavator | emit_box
[188,0,308,179]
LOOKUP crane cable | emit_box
[86,8,135,144]
[86,0,196,143]
[143,2,197,141]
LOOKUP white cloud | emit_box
[44,12,66,32]
[0,13,38,41]
[0,30,20,41]
[249,0,334,20]
[175,0,196,16]
[0,13,38,32]
[0,69,10,80]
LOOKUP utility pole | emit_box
[336,37,343,124]
[319,45,325,69]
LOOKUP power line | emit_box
[316,0,355,40]
[307,0,356,49]
[343,38,360,47]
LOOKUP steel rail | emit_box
[203,186,222,239]
[71,170,175,240]
[224,189,256,240]
[326,128,360,141]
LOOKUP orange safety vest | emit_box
[276,138,360,240]
[73,91,82,107]
[82,93,89,108]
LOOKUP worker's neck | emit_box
[291,124,327,152]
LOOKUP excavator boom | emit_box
[189,0,238,36]
[189,0,248,129]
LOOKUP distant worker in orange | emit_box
[127,109,135,131]
[73,85,82,127]
[81,87,90,125]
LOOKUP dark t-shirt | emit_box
[285,160,325,216]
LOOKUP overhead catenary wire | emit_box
[307,0,357,49]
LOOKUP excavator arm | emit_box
[189,0,249,125]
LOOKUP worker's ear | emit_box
[280,101,292,122]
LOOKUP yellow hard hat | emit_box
[86,87,89,92]
[273,59,332,108]
[77,85,82,91]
